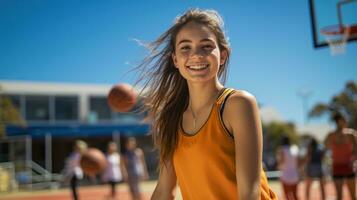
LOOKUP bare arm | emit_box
[324,133,332,150]
[151,160,177,200]
[120,155,128,181]
[349,130,357,161]
[225,91,262,200]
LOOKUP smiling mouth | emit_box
[186,64,209,71]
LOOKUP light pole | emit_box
[297,89,313,125]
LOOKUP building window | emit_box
[25,96,50,121]
[55,96,78,121]
[89,96,111,121]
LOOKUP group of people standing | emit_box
[63,137,149,200]
[277,113,356,200]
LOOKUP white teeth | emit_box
[188,65,208,70]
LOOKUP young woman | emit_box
[135,9,277,200]
[102,142,127,200]
[276,136,300,200]
[304,138,325,200]
[324,113,356,200]
[63,140,87,200]
[123,137,149,200]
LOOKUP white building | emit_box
[0,80,142,124]
[0,80,151,174]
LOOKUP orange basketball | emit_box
[107,83,137,112]
[80,148,107,176]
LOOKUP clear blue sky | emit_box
[1,0,356,125]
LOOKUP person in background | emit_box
[304,137,325,200]
[277,136,300,200]
[102,141,127,200]
[123,137,149,200]
[63,140,88,200]
[324,113,356,200]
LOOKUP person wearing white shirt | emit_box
[63,140,87,200]
[277,136,300,200]
[102,142,127,200]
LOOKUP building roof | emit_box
[0,80,112,95]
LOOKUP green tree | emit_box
[0,86,26,138]
[263,121,300,152]
[309,81,357,129]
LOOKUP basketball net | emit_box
[321,26,351,56]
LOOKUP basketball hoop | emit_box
[320,25,352,55]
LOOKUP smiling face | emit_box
[172,21,227,84]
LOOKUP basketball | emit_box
[80,148,107,176]
[107,83,137,112]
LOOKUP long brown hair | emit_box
[135,8,231,167]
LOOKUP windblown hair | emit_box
[134,8,231,167]
[309,137,318,151]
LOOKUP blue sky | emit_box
[1,0,356,125]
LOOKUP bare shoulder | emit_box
[344,128,356,135]
[324,132,334,147]
[345,129,357,140]
[224,90,258,115]
[226,89,257,106]
[223,90,260,136]
[325,132,335,141]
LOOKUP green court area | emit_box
[1,180,354,200]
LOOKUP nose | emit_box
[190,48,205,58]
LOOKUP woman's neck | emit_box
[187,80,224,112]
[336,126,346,132]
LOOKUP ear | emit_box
[220,50,228,66]
[172,53,178,68]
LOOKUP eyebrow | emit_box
[177,38,215,46]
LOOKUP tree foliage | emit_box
[263,121,299,152]
[0,86,26,138]
[309,81,357,129]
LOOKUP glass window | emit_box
[55,96,78,120]
[89,96,111,120]
[25,96,50,121]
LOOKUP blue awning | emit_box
[5,123,150,138]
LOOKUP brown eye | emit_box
[180,46,190,51]
[202,45,214,51]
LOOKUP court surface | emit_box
[1,180,355,200]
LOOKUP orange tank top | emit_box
[173,88,277,200]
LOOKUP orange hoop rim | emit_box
[320,24,357,35]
